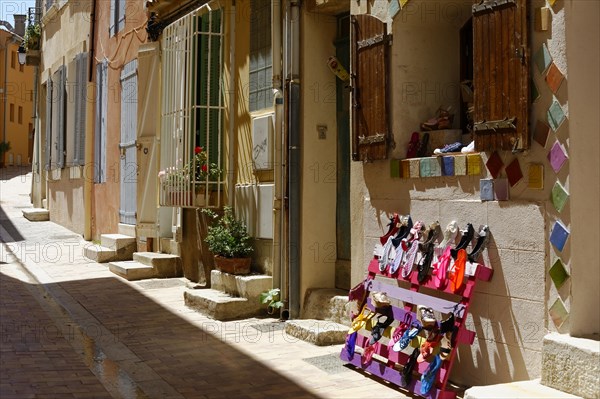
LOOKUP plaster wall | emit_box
[91,0,146,239]
[0,32,34,166]
[350,0,573,386]
[565,0,600,337]
[299,9,338,307]
[41,2,91,234]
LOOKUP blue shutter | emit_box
[44,79,53,170]
[109,0,116,36]
[74,53,88,166]
[118,0,126,32]
[57,66,66,168]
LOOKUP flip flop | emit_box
[420,354,442,395]
[379,236,394,272]
[432,246,452,289]
[449,248,467,293]
[451,223,475,258]
[388,313,412,351]
[380,213,401,245]
[437,220,458,250]
[394,321,422,351]
[399,347,420,387]
[361,341,380,366]
[345,331,357,358]
[439,332,453,361]
[348,306,376,334]
[400,240,420,279]
[369,312,394,345]
[468,225,490,263]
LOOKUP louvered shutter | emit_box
[44,79,53,170]
[351,14,389,162]
[109,0,116,36]
[472,0,529,151]
[118,0,126,32]
[73,53,88,166]
[56,66,66,168]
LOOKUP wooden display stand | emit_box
[340,256,493,399]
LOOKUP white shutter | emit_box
[118,0,126,32]
[73,53,88,166]
[101,61,108,180]
[57,66,66,168]
[44,79,53,170]
[109,0,116,36]
[94,61,108,182]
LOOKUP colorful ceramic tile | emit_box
[548,140,568,173]
[409,159,421,178]
[545,63,565,94]
[486,151,504,179]
[528,164,544,190]
[550,220,569,252]
[505,158,523,187]
[531,78,540,103]
[480,179,494,201]
[494,178,509,200]
[389,0,401,18]
[442,156,455,176]
[400,0,410,8]
[547,100,566,131]
[548,0,557,7]
[420,157,441,177]
[401,159,411,179]
[390,159,400,178]
[534,43,552,74]
[467,154,481,176]
[551,181,569,212]
[534,120,551,148]
[454,155,467,176]
[549,298,568,329]
[549,258,570,289]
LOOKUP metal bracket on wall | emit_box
[473,117,516,132]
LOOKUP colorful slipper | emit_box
[345,331,357,358]
[432,246,452,289]
[437,220,458,251]
[388,313,412,351]
[394,321,422,351]
[379,236,394,272]
[420,354,442,395]
[369,312,394,345]
[451,223,475,258]
[417,305,437,329]
[449,248,467,293]
[391,216,413,248]
[400,240,420,279]
[380,213,401,245]
[468,225,490,263]
[399,347,420,387]
[439,332,453,361]
[348,306,376,334]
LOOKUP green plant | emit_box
[202,206,253,258]
[260,288,284,312]
[24,24,40,51]
[0,141,11,154]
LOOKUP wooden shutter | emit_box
[57,65,66,168]
[74,53,88,166]
[472,0,529,151]
[351,14,389,162]
[44,79,53,170]
[94,61,108,182]
[118,0,126,32]
[109,0,116,36]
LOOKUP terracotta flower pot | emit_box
[214,256,251,275]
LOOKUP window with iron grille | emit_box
[249,0,273,112]
[160,5,224,208]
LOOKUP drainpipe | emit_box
[227,0,236,206]
[285,0,301,319]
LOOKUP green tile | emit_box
[549,258,569,289]
[534,43,552,74]
[551,181,569,212]
[547,100,566,132]
[549,298,569,329]
[390,159,400,178]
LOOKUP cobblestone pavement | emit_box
[0,167,406,399]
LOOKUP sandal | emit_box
[345,331,357,358]
[417,132,430,157]
[369,311,394,345]
[417,222,439,283]
[449,248,467,293]
[406,132,421,158]
[420,354,442,395]
[394,321,422,352]
[348,306,376,334]
[417,305,437,329]
[361,342,378,366]
[432,246,452,289]
[380,214,401,245]
[451,223,475,258]
[400,221,424,279]
[399,347,420,387]
[389,313,412,351]
[417,333,441,363]
[437,221,458,252]
[379,236,394,272]
[468,225,490,263]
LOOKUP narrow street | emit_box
[0,167,404,399]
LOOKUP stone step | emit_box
[541,332,599,399]
[133,252,182,276]
[210,270,272,300]
[118,223,136,237]
[464,379,582,399]
[101,234,136,251]
[22,208,50,221]
[284,319,348,346]
[84,245,118,263]
[184,289,263,321]
[302,288,351,327]
[109,261,155,281]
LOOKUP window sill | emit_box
[390,152,482,179]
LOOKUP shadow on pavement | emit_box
[0,206,25,242]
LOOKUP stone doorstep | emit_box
[133,252,182,275]
[541,333,600,399]
[210,270,272,299]
[100,234,136,251]
[109,261,155,281]
[183,289,263,321]
[464,379,582,399]
[83,245,117,263]
[302,288,352,327]
[284,319,348,346]
[22,208,50,221]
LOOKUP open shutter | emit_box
[44,79,53,170]
[118,0,126,32]
[472,0,529,151]
[351,14,389,162]
[73,53,88,166]
[109,0,116,36]
[57,66,66,168]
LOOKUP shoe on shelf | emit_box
[433,141,464,155]
[468,225,490,263]
[461,140,475,153]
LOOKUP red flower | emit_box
[195,146,203,154]
[201,164,208,172]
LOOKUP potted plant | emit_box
[201,206,253,275]
[188,146,221,205]
[260,288,284,316]
[0,141,11,168]
[24,24,41,51]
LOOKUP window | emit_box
[45,0,54,12]
[73,53,88,166]
[110,0,126,36]
[11,52,16,69]
[94,61,108,182]
[18,106,23,124]
[351,14,390,162]
[19,63,24,72]
[472,0,529,151]
[9,104,14,122]
[249,0,273,112]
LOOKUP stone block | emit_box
[22,208,49,221]
[284,319,347,346]
[486,201,545,252]
[210,270,272,299]
[183,289,261,321]
[109,261,155,281]
[302,288,351,326]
